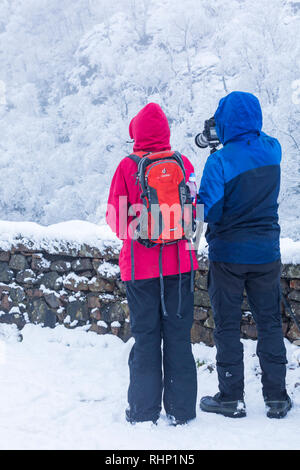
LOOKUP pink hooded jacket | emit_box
[106,103,199,281]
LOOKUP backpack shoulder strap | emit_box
[172,151,184,165]
[127,154,141,165]
[172,151,186,177]
[173,150,183,160]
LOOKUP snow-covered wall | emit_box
[0,221,299,346]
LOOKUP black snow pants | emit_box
[208,259,288,401]
[125,272,197,423]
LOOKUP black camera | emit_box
[195,117,221,153]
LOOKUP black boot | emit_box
[200,392,246,418]
[264,394,292,419]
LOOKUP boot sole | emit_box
[200,403,246,418]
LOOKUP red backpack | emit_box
[128,150,195,318]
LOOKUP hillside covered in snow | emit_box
[0,0,299,239]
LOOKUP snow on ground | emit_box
[0,323,299,450]
[0,220,300,264]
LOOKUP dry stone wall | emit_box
[0,244,300,346]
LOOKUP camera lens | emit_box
[195,133,209,149]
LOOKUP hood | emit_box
[214,91,263,145]
[129,103,171,153]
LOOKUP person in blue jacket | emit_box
[198,91,292,419]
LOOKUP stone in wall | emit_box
[290,279,300,290]
[66,300,89,323]
[194,306,209,321]
[88,277,114,293]
[191,321,214,346]
[28,298,57,328]
[50,260,72,273]
[241,322,258,340]
[120,320,132,343]
[288,290,300,303]
[194,271,208,290]
[31,254,51,272]
[9,254,28,271]
[194,289,211,308]
[0,252,10,262]
[0,263,14,283]
[282,265,300,279]
[16,269,37,287]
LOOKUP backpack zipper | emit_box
[145,159,180,179]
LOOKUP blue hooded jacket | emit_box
[198,91,281,264]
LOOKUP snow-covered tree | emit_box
[0,0,299,238]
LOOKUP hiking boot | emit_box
[200,392,246,418]
[265,394,292,419]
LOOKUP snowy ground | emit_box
[0,323,299,450]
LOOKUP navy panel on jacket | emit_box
[198,92,281,264]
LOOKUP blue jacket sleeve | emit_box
[198,154,225,223]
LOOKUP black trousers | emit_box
[125,273,197,422]
[208,259,287,401]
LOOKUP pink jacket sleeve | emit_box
[106,161,129,240]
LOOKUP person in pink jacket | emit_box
[106,103,198,425]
